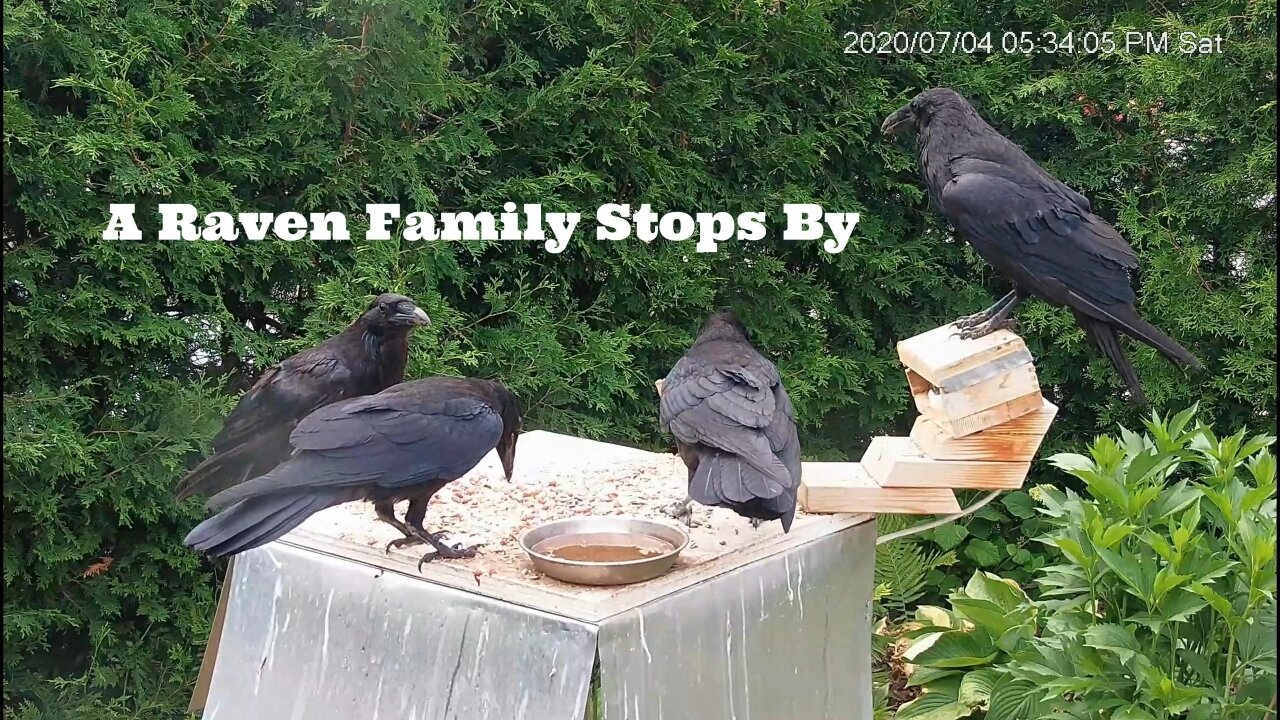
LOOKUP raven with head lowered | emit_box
[183,377,521,566]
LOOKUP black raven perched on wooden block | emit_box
[658,309,801,532]
[173,293,431,502]
[184,377,521,565]
[881,87,1201,404]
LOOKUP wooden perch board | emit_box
[860,436,1032,490]
[918,391,1046,440]
[798,462,961,515]
[910,398,1058,462]
[897,323,1032,391]
[800,322,1057,515]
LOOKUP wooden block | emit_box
[860,436,1031,490]
[911,398,1058,461]
[916,361,1040,424]
[905,368,932,396]
[923,391,1046,440]
[906,369,933,415]
[798,462,962,515]
[897,323,1033,391]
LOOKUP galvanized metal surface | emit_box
[595,520,877,720]
[935,347,1034,393]
[201,542,598,720]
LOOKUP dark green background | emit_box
[4,0,1274,715]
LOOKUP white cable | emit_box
[874,490,1003,546]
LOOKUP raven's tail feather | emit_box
[689,450,788,505]
[1107,306,1202,370]
[689,449,797,532]
[174,452,250,502]
[184,490,345,558]
[1080,318,1149,405]
[174,436,289,502]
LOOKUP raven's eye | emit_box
[379,302,389,313]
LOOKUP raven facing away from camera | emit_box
[174,293,431,502]
[659,310,801,532]
[882,87,1201,404]
[184,377,522,566]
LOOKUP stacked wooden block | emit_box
[797,323,1058,516]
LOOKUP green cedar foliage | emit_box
[3,0,1275,715]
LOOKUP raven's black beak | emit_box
[881,104,914,136]
[399,306,431,327]
[499,435,517,481]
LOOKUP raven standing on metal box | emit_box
[184,377,521,568]
[174,293,432,502]
[659,309,801,532]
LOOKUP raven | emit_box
[658,310,801,532]
[184,377,521,565]
[881,87,1201,404]
[174,293,431,502]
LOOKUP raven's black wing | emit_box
[762,382,802,489]
[204,391,503,510]
[940,163,1199,375]
[174,349,358,501]
[939,159,1139,315]
[660,349,794,503]
[211,351,355,452]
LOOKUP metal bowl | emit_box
[518,515,690,586]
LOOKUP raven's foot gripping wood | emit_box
[953,290,1026,335]
[953,316,1018,340]
[953,289,1018,329]
[954,308,996,329]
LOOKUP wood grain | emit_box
[861,436,1031,489]
[911,399,1057,461]
[798,462,962,514]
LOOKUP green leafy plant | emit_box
[920,490,1053,598]
[872,517,964,720]
[894,406,1278,720]
[892,571,1041,720]
[877,514,960,618]
[1018,406,1277,719]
